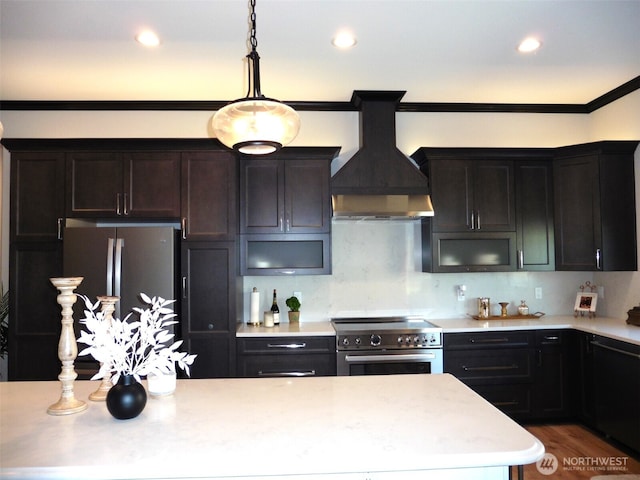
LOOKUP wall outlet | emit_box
[535,287,542,300]
[457,285,466,302]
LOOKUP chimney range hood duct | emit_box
[331,90,434,220]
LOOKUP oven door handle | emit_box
[345,352,439,363]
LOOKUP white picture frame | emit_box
[574,292,598,313]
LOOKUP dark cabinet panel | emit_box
[592,336,640,452]
[181,151,237,241]
[125,152,181,218]
[515,160,555,270]
[66,151,123,216]
[554,141,638,271]
[240,149,335,234]
[66,151,181,218]
[444,329,572,421]
[533,330,570,418]
[8,242,63,380]
[240,158,283,233]
[10,152,65,242]
[285,159,331,232]
[237,336,336,377]
[416,154,515,233]
[181,242,238,377]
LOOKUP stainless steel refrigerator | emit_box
[63,226,177,321]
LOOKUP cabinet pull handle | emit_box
[517,250,524,269]
[286,218,290,232]
[493,400,520,407]
[543,336,559,341]
[462,364,519,372]
[469,337,509,344]
[257,370,316,377]
[280,216,284,232]
[591,340,640,360]
[116,193,122,215]
[476,211,481,230]
[182,276,187,298]
[181,218,187,240]
[596,248,602,270]
[267,342,307,349]
[123,193,129,216]
[470,211,475,230]
[57,218,64,240]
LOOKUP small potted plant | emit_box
[285,296,301,323]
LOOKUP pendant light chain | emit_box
[246,0,262,98]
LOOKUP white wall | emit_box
[1,95,639,327]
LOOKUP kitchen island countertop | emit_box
[1,374,543,480]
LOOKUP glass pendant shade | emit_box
[212,97,300,155]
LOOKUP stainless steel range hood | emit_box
[331,91,434,220]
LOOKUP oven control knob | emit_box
[397,336,404,344]
[355,337,362,345]
[370,334,382,347]
[342,337,349,346]
[413,335,420,344]
[405,335,411,344]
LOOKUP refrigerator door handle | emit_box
[114,238,124,318]
[107,238,115,296]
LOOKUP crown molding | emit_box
[1,76,637,114]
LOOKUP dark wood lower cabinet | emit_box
[237,336,336,377]
[592,336,640,452]
[444,330,572,421]
[8,242,63,380]
[180,242,239,378]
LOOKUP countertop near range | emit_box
[432,315,640,346]
[0,374,543,480]
[237,321,335,337]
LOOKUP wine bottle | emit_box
[271,289,280,325]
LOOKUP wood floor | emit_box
[521,424,640,479]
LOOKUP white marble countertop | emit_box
[0,374,543,480]
[236,316,640,346]
[237,321,336,337]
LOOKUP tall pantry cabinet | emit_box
[3,139,242,380]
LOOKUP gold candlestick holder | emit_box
[47,277,88,416]
[88,295,120,401]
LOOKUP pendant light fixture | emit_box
[212,0,300,155]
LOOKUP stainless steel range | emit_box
[332,316,443,376]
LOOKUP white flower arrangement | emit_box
[77,293,197,384]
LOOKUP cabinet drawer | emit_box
[238,353,336,378]
[237,336,335,354]
[472,384,532,417]
[445,331,533,349]
[445,349,533,383]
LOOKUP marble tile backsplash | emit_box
[243,222,637,323]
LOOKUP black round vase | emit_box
[106,374,147,420]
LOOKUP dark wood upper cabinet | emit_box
[10,151,65,242]
[553,141,638,271]
[240,148,336,234]
[181,151,237,241]
[414,150,515,233]
[515,159,555,271]
[66,151,180,218]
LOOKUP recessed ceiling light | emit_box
[136,30,161,47]
[517,37,542,53]
[332,31,357,49]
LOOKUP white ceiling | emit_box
[1,0,639,105]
